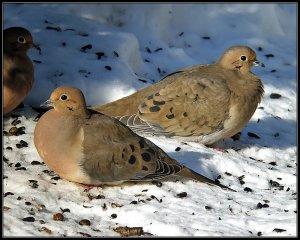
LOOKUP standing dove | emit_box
[91,45,265,145]
[34,86,233,191]
[3,27,40,114]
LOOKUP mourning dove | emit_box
[34,86,233,191]
[91,45,264,145]
[3,27,40,114]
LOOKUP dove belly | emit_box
[34,116,92,184]
[3,86,24,114]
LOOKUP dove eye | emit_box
[17,36,26,44]
[240,55,247,61]
[60,94,68,101]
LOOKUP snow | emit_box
[3,3,297,237]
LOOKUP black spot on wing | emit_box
[139,139,145,149]
[129,144,135,152]
[149,106,160,112]
[166,114,175,119]
[183,112,188,117]
[142,152,151,162]
[142,166,148,171]
[147,95,153,100]
[153,100,165,106]
[128,155,136,164]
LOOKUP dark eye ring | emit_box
[240,55,247,61]
[17,36,26,44]
[60,94,68,101]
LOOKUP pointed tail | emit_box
[178,167,236,192]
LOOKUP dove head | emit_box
[4,27,40,53]
[42,86,90,117]
[217,45,264,74]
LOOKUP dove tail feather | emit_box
[178,168,235,191]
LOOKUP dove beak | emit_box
[40,99,53,109]
[31,43,42,54]
[253,60,265,67]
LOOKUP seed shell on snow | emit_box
[53,213,64,221]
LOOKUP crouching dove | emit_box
[34,86,234,191]
[3,27,41,114]
[90,45,264,145]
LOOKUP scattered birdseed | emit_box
[11,119,21,126]
[273,228,286,233]
[264,54,274,58]
[61,208,70,213]
[247,132,260,139]
[78,232,91,237]
[270,93,282,99]
[111,202,123,208]
[15,167,26,171]
[15,162,21,167]
[39,227,52,234]
[138,79,147,83]
[31,161,43,165]
[176,192,187,198]
[175,147,181,152]
[3,206,11,211]
[53,213,64,221]
[114,226,144,237]
[16,140,28,148]
[22,216,35,222]
[269,162,277,166]
[95,52,105,59]
[244,187,253,192]
[145,47,151,53]
[51,176,61,181]
[4,192,14,197]
[79,219,91,226]
[9,127,18,135]
[80,44,92,52]
[46,26,62,32]
[154,47,163,52]
[113,51,119,57]
[257,202,269,209]
[205,206,213,210]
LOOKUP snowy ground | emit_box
[2,3,297,237]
